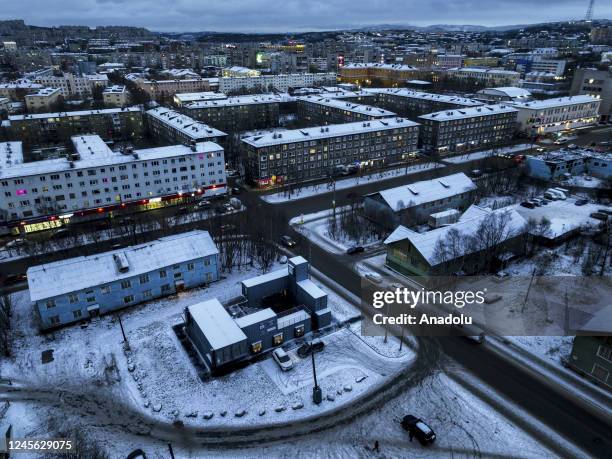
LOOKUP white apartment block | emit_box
[218,73,337,93]
[510,95,601,134]
[32,73,96,97]
[25,87,62,112]
[0,81,44,100]
[0,135,227,233]
[446,67,521,86]
[102,85,129,107]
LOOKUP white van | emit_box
[550,188,568,200]
[546,188,565,200]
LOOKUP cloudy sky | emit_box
[1,0,610,32]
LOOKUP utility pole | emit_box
[311,347,322,404]
[167,443,175,459]
[331,178,337,220]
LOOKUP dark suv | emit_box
[401,415,436,446]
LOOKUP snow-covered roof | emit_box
[384,206,527,266]
[363,88,482,107]
[0,136,223,179]
[242,117,417,148]
[297,95,396,117]
[241,267,289,289]
[174,92,228,103]
[103,85,126,94]
[342,63,418,71]
[510,95,599,110]
[477,87,532,99]
[8,106,141,121]
[235,308,277,329]
[0,142,24,173]
[187,299,247,350]
[448,67,520,76]
[368,172,477,212]
[297,279,327,300]
[27,230,218,301]
[419,104,517,122]
[25,87,61,97]
[185,93,284,109]
[146,107,227,140]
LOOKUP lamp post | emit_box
[311,345,322,404]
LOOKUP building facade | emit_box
[418,104,518,155]
[0,135,226,233]
[24,87,61,112]
[218,73,336,93]
[146,107,227,146]
[570,67,612,122]
[511,95,601,134]
[241,117,419,187]
[4,107,144,148]
[102,85,129,107]
[296,95,396,125]
[446,67,521,87]
[27,230,219,329]
[339,63,421,87]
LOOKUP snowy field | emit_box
[261,162,444,204]
[561,175,607,189]
[442,143,532,164]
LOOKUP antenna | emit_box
[585,0,595,22]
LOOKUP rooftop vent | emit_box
[113,252,130,273]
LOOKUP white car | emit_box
[272,348,293,371]
[365,272,383,284]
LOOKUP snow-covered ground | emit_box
[291,207,381,255]
[442,143,532,164]
[261,162,444,204]
[561,175,607,189]
[509,336,573,365]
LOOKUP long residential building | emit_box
[24,87,62,112]
[27,230,220,329]
[510,95,601,134]
[418,104,518,155]
[173,91,228,107]
[362,88,482,119]
[128,74,214,100]
[4,107,144,148]
[0,81,44,100]
[446,67,521,87]
[145,107,227,146]
[0,135,226,233]
[296,95,396,125]
[241,117,419,187]
[218,72,336,93]
[339,63,422,87]
[183,94,282,133]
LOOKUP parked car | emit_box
[567,144,578,150]
[575,199,589,206]
[229,197,241,209]
[231,186,242,195]
[365,272,383,284]
[590,212,609,222]
[4,238,28,249]
[272,348,293,371]
[520,201,536,209]
[278,255,288,264]
[197,200,211,209]
[598,208,612,216]
[531,198,543,206]
[543,191,558,201]
[280,235,296,247]
[2,273,26,286]
[401,415,436,446]
[297,341,325,358]
[50,228,71,240]
[346,246,364,255]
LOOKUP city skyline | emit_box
[1,0,611,33]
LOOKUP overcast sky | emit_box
[1,0,610,32]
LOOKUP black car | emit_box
[574,199,589,206]
[2,274,27,286]
[401,415,436,446]
[346,246,365,255]
[280,235,296,247]
[231,187,242,195]
[297,341,325,358]
[520,201,536,209]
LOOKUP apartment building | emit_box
[296,95,396,125]
[32,72,104,97]
[0,135,226,233]
[511,95,600,134]
[418,104,518,155]
[446,67,521,86]
[217,72,336,93]
[28,230,219,329]
[183,94,282,133]
[128,74,214,100]
[339,63,421,87]
[241,117,419,187]
[102,85,129,107]
[221,66,261,78]
[0,81,43,100]
[363,88,482,119]
[25,87,62,112]
[145,107,227,146]
[173,91,228,107]
[4,107,144,148]
[570,67,612,122]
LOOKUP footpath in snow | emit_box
[261,162,444,204]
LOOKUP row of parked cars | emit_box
[520,187,570,209]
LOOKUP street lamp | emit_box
[311,344,322,404]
